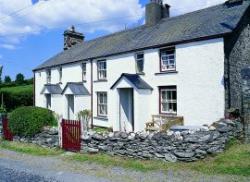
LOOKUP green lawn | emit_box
[1,139,249,176]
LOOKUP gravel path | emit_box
[0,149,249,182]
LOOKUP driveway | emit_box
[0,149,249,182]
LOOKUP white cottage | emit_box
[33,0,250,132]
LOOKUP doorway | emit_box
[67,95,74,120]
[119,88,134,132]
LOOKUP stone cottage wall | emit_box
[81,119,243,162]
[224,6,250,110]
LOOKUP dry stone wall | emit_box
[81,119,243,162]
[12,127,59,148]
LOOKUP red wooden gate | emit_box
[61,119,81,152]
[2,118,13,141]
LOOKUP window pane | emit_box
[161,49,176,71]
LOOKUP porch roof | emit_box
[62,82,90,95]
[111,73,153,90]
[41,84,62,94]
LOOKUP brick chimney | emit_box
[146,0,170,26]
[64,26,84,50]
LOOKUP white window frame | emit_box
[160,87,177,114]
[46,69,51,84]
[160,48,176,72]
[82,62,87,81]
[97,60,107,80]
[97,92,108,117]
[135,52,144,74]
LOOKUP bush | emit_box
[9,106,57,137]
[0,85,33,112]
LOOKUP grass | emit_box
[93,127,111,133]
[0,84,33,94]
[1,138,249,176]
[0,140,63,156]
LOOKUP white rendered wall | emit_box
[35,38,225,130]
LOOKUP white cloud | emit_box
[0,0,144,49]
[0,0,226,49]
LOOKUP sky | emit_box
[0,0,225,80]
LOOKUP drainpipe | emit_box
[90,59,94,129]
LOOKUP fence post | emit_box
[241,67,250,143]
[58,116,63,148]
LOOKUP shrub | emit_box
[8,106,57,137]
[0,85,33,112]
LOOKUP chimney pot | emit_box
[146,0,170,26]
[63,26,84,50]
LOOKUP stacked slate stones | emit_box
[81,119,243,162]
[13,127,59,148]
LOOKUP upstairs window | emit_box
[97,60,107,80]
[135,52,144,74]
[46,69,51,83]
[160,86,177,114]
[97,92,108,117]
[82,62,87,81]
[160,48,176,72]
[59,67,62,82]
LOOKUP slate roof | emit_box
[62,82,90,95]
[41,84,62,94]
[111,73,153,90]
[34,1,250,71]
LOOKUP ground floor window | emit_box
[97,92,108,117]
[159,86,177,114]
[45,94,51,109]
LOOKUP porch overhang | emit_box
[110,73,153,90]
[62,82,90,95]
[41,84,62,94]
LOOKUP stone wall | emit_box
[12,127,59,148]
[81,119,243,162]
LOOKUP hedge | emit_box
[8,106,57,137]
[0,85,33,112]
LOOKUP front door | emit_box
[67,95,74,120]
[119,88,134,132]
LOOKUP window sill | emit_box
[155,71,178,75]
[94,116,108,121]
[94,80,108,83]
[159,113,177,116]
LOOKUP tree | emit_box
[15,73,25,84]
[4,76,11,83]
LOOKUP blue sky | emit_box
[0,0,225,80]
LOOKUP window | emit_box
[82,62,87,81]
[46,69,51,83]
[160,48,176,72]
[160,86,177,114]
[45,94,51,109]
[135,52,144,73]
[59,67,62,82]
[97,60,107,80]
[97,92,108,117]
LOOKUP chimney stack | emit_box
[64,26,84,50]
[146,0,170,26]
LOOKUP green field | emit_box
[0,84,33,94]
